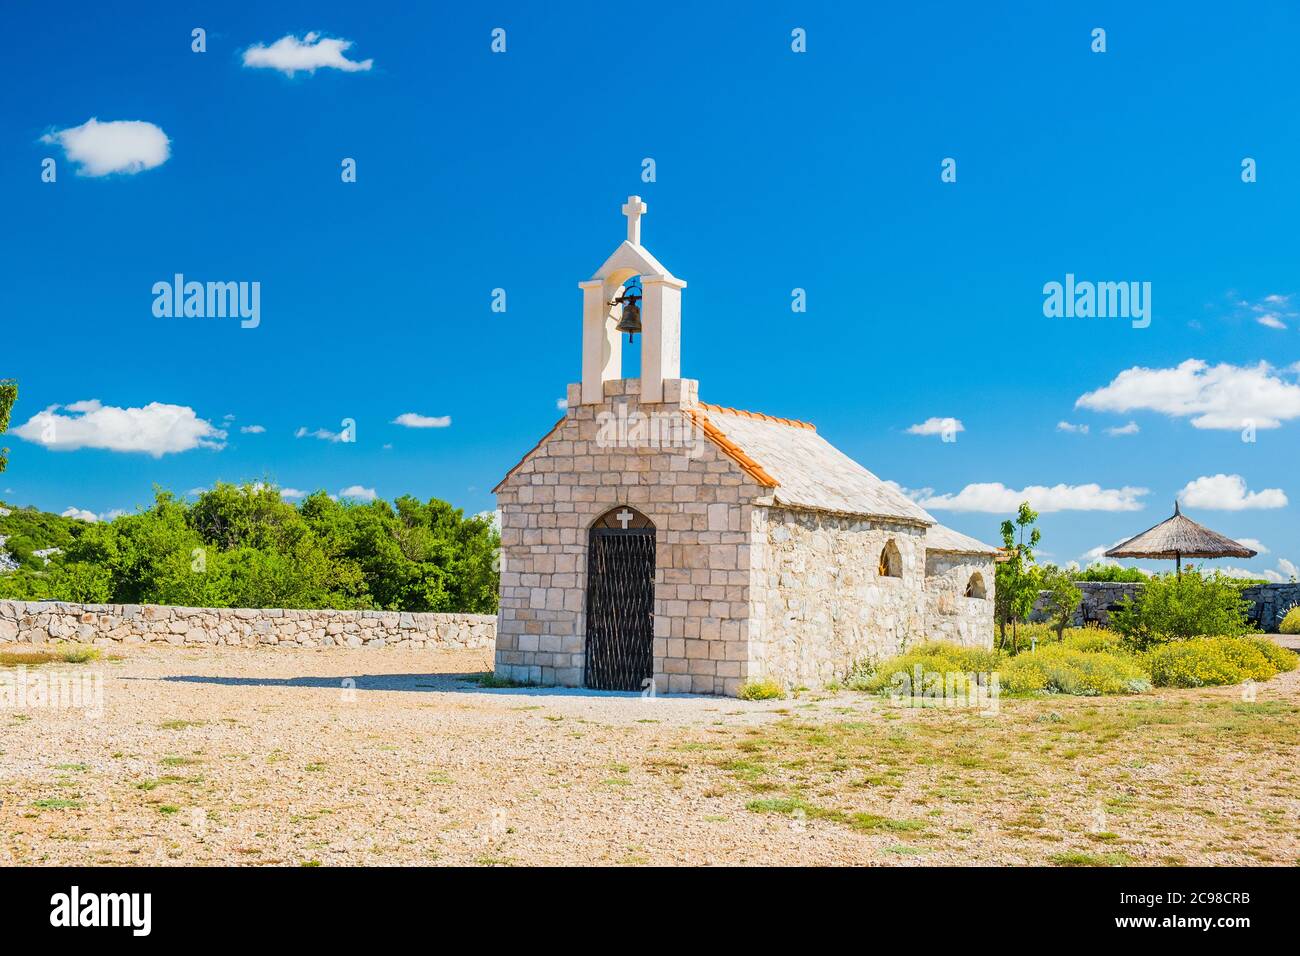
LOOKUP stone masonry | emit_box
[924,551,995,645]
[0,599,496,649]
[1028,580,1300,632]
[750,508,930,688]
[495,377,766,696]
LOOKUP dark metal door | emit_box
[584,527,655,691]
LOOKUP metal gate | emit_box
[584,520,655,691]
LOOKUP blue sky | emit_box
[2,1,1298,579]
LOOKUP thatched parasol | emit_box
[1105,501,1257,574]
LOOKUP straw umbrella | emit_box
[1105,501,1257,575]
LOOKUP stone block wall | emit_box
[494,377,769,695]
[0,600,496,649]
[748,507,930,688]
[1028,580,1300,632]
[924,551,996,646]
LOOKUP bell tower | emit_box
[579,196,687,405]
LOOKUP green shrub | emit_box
[1000,645,1151,696]
[737,678,785,701]
[1110,569,1253,649]
[1071,564,1148,583]
[847,641,999,693]
[1143,637,1294,688]
[1280,605,1300,635]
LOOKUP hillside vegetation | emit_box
[0,482,498,613]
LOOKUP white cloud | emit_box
[338,485,376,501]
[1056,421,1089,434]
[240,424,266,434]
[40,118,170,177]
[906,417,964,437]
[61,507,98,522]
[1076,359,1300,430]
[1105,421,1140,436]
[279,488,307,500]
[242,33,373,76]
[391,412,451,429]
[916,482,1148,513]
[1178,474,1287,510]
[556,398,569,411]
[1237,293,1296,330]
[14,400,226,457]
[295,426,345,442]
[1236,538,1268,555]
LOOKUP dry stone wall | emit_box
[0,600,496,649]
[1028,580,1300,632]
[749,507,931,688]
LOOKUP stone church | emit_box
[493,197,997,696]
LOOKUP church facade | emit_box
[493,197,996,696]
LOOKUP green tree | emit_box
[0,378,16,474]
[1039,564,1083,641]
[995,502,1042,653]
[3,481,498,613]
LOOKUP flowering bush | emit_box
[1143,636,1296,688]
[1000,645,1150,696]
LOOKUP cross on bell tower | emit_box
[578,196,688,405]
[622,196,647,244]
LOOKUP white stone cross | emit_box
[622,195,647,244]
[615,509,634,529]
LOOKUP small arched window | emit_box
[965,572,987,599]
[878,540,902,578]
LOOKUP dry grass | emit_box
[1,642,1296,866]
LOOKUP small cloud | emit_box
[391,412,451,429]
[60,507,98,522]
[40,118,170,177]
[1104,421,1140,436]
[242,32,373,76]
[905,417,964,437]
[279,488,307,500]
[295,426,345,442]
[1178,474,1288,510]
[338,485,376,501]
[1056,421,1089,434]
[240,424,266,434]
[556,398,569,411]
[14,399,226,457]
[1236,538,1268,555]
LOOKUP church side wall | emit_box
[495,379,770,695]
[923,552,996,647]
[747,507,928,689]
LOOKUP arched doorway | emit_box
[585,506,655,691]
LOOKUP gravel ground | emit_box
[2,643,1297,866]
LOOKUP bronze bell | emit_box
[614,296,641,341]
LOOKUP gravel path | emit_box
[2,643,1297,866]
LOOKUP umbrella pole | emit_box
[1176,553,1181,577]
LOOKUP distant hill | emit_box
[0,502,88,572]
